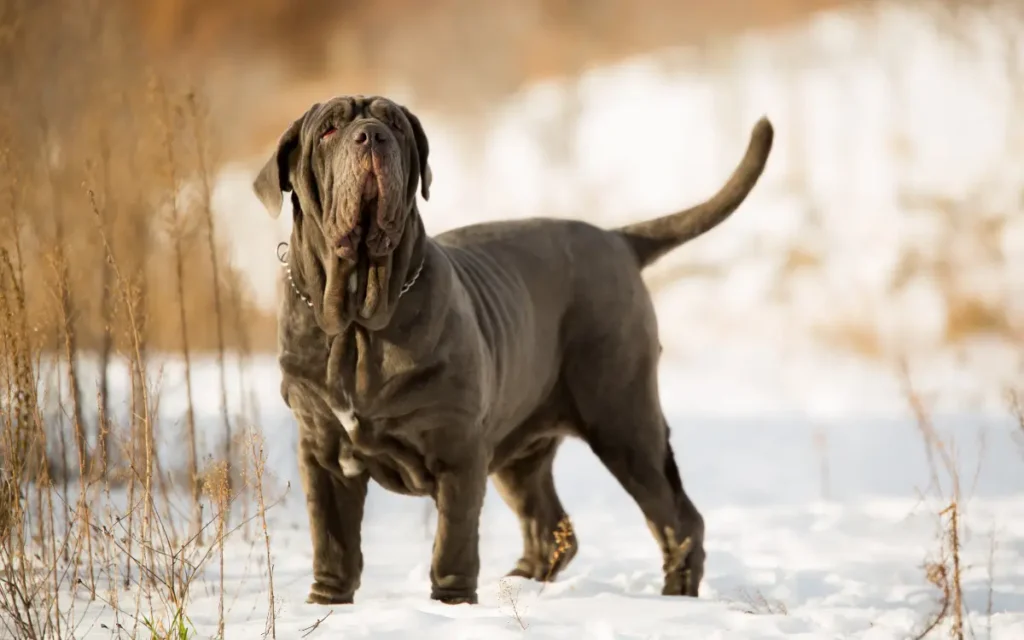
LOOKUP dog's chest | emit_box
[330,394,434,495]
[330,401,360,438]
[329,396,366,478]
[324,332,438,492]
[282,306,451,495]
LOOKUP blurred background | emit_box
[2,0,1023,430]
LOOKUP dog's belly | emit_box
[445,245,567,444]
[360,455,434,497]
[489,404,576,471]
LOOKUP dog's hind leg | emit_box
[493,435,579,582]
[565,353,705,597]
[658,417,707,595]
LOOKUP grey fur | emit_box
[254,95,774,605]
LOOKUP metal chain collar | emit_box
[276,242,424,310]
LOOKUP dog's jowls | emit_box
[253,95,774,606]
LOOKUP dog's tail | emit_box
[615,117,774,270]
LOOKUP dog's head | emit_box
[254,95,432,334]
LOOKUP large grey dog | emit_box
[253,95,773,606]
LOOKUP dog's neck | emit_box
[279,249,424,312]
[279,215,434,338]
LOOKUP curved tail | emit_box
[616,117,774,269]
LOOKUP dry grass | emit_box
[497,577,529,630]
[901,361,966,640]
[812,316,887,360]
[943,295,1014,345]
[810,266,1016,362]
[201,461,231,639]
[111,0,853,158]
[495,515,576,629]
[127,0,849,66]
[0,381,284,639]
[299,610,334,638]
[893,192,1017,348]
[0,0,276,357]
[0,233,285,640]
[0,10,282,636]
[782,246,823,274]
[0,30,285,624]
[250,432,279,640]
[1007,390,1024,461]
[727,587,789,616]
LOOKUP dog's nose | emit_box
[352,122,388,147]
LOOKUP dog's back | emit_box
[429,111,772,451]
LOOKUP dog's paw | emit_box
[505,565,537,580]
[505,559,554,582]
[436,595,478,605]
[661,569,699,597]
[306,582,354,605]
[506,519,579,583]
[661,536,703,597]
[431,589,478,605]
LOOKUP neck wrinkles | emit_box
[287,213,432,338]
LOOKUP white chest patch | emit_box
[339,455,365,477]
[331,399,359,436]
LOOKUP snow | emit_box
[24,351,1024,639]
[20,1,1024,638]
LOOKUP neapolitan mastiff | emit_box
[253,95,773,605]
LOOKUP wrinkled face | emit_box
[253,96,431,334]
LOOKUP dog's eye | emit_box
[321,127,337,141]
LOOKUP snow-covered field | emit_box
[25,351,1023,640]
[18,2,1024,638]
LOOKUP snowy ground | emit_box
[24,355,1024,639]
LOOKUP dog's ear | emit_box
[401,106,432,201]
[253,112,308,218]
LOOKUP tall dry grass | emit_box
[0,0,276,359]
[0,0,277,495]
[902,362,967,640]
[900,358,1023,640]
[1,205,286,637]
[0,2,284,636]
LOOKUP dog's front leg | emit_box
[429,450,487,605]
[299,412,369,605]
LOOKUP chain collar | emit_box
[277,242,424,310]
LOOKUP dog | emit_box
[253,95,773,606]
